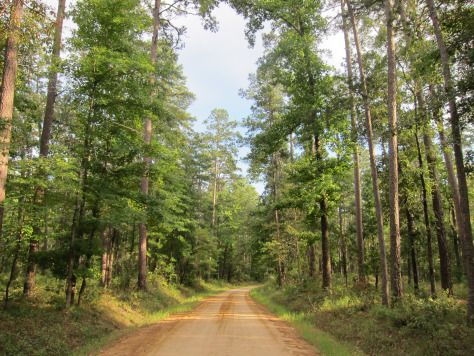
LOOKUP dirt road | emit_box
[99,287,318,356]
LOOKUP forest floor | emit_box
[253,278,474,356]
[99,287,318,356]
[0,274,232,355]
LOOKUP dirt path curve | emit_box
[99,287,318,356]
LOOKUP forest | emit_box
[0,0,473,355]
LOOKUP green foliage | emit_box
[0,274,230,355]
[259,279,474,356]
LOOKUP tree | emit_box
[23,0,67,298]
[340,0,364,285]
[346,0,389,305]
[138,0,162,292]
[425,0,474,323]
[0,0,24,234]
[203,108,239,279]
[384,0,402,300]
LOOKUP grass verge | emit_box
[252,279,474,356]
[0,275,231,356]
[250,286,363,356]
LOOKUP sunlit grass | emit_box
[250,286,363,356]
[252,277,474,356]
[0,273,232,356]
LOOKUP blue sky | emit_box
[175,4,345,194]
[44,0,344,195]
[174,4,264,192]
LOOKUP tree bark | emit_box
[347,0,389,306]
[431,86,464,281]
[339,206,348,286]
[24,0,67,298]
[308,244,315,277]
[272,152,285,286]
[101,226,110,287]
[212,159,218,229]
[321,198,331,289]
[418,91,452,294]
[415,128,436,296]
[405,206,419,291]
[0,0,24,234]
[426,0,474,322]
[450,206,463,280]
[138,0,161,291]
[385,0,402,300]
[3,202,24,309]
[341,0,364,285]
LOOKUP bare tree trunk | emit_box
[77,277,86,306]
[415,128,436,296]
[405,206,419,291]
[418,91,452,294]
[106,230,116,287]
[24,0,67,297]
[426,0,474,323]
[339,206,348,287]
[431,89,461,220]
[347,0,389,306]
[450,207,463,280]
[0,0,24,234]
[431,86,464,282]
[311,132,331,289]
[101,227,110,287]
[212,159,218,229]
[399,3,452,296]
[341,0,364,285]
[384,0,402,300]
[320,198,331,289]
[65,194,82,308]
[138,0,161,291]
[66,108,92,308]
[272,152,285,286]
[308,244,315,278]
[3,203,24,309]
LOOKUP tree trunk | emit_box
[450,206,463,280]
[418,91,452,294]
[312,132,331,289]
[431,86,464,282]
[405,206,419,291]
[24,0,67,298]
[272,152,284,286]
[77,277,86,306]
[347,0,389,306]
[212,159,218,229]
[66,111,91,308]
[308,244,315,278]
[384,0,402,300]
[0,0,24,234]
[341,0,364,285]
[106,230,116,286]
[3,203,24,308]
[339,206,348,286]
[138,0,162,291]
[321,198,331,289]
[415,128,436,296]
[426,0,474,323]
[101,227,110,287]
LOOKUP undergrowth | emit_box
[254,277,474,356]
[0,273,230,355]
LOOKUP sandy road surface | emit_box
[99,287,318,356]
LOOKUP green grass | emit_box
[0,274,231,356]
[251,286,363,356]
[252,278,474,356]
